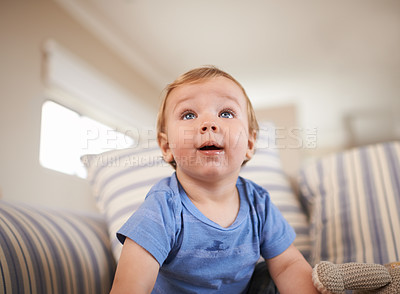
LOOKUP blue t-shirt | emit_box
[117,173,295,293]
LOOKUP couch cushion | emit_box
[0,200,115,294]
[82,123,311,262]
[299,141,400,265]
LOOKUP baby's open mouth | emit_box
[199,145,222,151]
[198,142,224,152]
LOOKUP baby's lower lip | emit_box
[197,149,224,155]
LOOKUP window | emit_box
[40,40,155,178]
[40,101,134,178]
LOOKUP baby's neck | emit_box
[176,171,240,228]
[176,170,238,202]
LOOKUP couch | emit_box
[0,201,115,294]
[1,132,399,293]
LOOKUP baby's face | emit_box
[159,76,256,182]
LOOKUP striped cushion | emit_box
[299,141,400,265]
[82,123,311,261]
[82,144,174,261]
[0,200,115,294]
[241,126,311,261]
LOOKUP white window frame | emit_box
[41,40,157,177]
[40,100,135,178]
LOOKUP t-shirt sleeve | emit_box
[260,191,296,260]
[117,190,178,266]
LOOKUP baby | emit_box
[110,66,318,293]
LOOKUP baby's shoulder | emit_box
[238,176,269,195]
[145,175,183,213]
[238,176,271,206]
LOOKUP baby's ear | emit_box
[245,129,257,160]
[158,132,174,163]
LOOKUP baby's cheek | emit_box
[227,129,249,150]
[176,126,196,143]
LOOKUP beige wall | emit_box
[0,0,160,212]
[1,0,399,212]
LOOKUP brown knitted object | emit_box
[355,262,400,294]
[312,261,399,294]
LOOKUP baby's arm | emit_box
[266,244,319,294]
[110,238,159,294]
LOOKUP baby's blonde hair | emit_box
[156,65,259,168]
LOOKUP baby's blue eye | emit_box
[183,112,196,120]
[220,111,234,119]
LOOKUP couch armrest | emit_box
[0,200,116,294]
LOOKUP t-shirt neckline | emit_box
[174,173,249,230]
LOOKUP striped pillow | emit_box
[241,125,311,260]
[82,123,311,261]
[299,141,400,266]
[82,144,174,261]
[0,200,115,294]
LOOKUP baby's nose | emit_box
[200,121,219,133]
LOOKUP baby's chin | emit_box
[176,162,241,181]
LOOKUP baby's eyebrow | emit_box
[171,93,243,113]
[172,96,192,113]
[222,95,242,106]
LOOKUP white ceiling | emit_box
[55,0,400,110]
